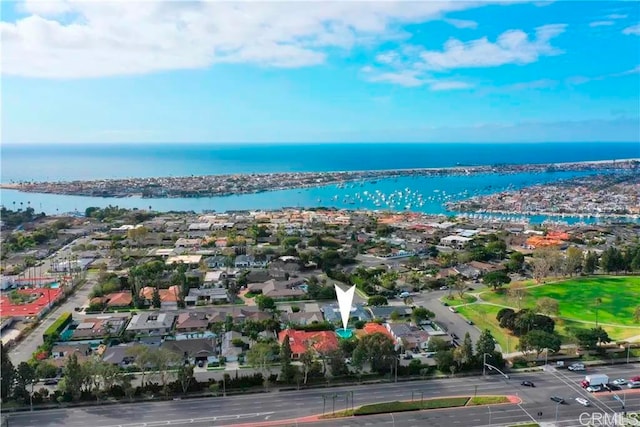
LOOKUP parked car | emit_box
[575,397,591,407]
[586,385,603,393]
[448,306,457,313]
[403,353,413,360]
[450,333,459,340]
[550,396,566,404]
[612,378,627,386]
[466,319,474,325]
[521,381,535,387]
[568,363,585,371]
[43,379,59,386]
[439,286,449,290]
[627,381,640,389]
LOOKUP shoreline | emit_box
[1,158,637,200]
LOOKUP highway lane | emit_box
[5,363,640,427]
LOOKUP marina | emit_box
[3,170,638,225]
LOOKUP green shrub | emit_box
[43,312,72,341]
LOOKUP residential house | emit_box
[356,322,394,339]
[277,329,339,359]
[386,323,432,352]
[453,264,481,280]
[102,344,140,367]
[188,223,212,232]
[161,338,216,365]
[467,261,505,274]
[208,307,271,324]
[139,285,181,310]
[104,291,132,308]
[50,343,92,367]
[367,306,412,320]
[126,312,176,336]
[71,316,128,340]
[246,279,306,299]
[205,255,228,269]
[220,331,247,362]
[166,255,202,267]
[204,270,227,286]
[321,303,371,325]
[175,238,202,249]
[439,235,472,249]
[185,287,229,305]
[268,257,302,278]
[283,311,325,326]
[175,312,210,333]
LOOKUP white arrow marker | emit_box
[335,284,356,331]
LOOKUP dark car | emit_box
[550,396,566,404]
[521,381,535,387]
[451,333,459,340]
[43,379,59,386]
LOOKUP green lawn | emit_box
[464,276,640,348]
[457,304,517,352]
[442,294,478,305]
[480,276,640,327]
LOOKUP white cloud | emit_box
[589,21,614,27]
[429,80,473,91]
[606,14,628,20]
[622,23,640,35]
[420,24,566,70]
[444,18,478,29]
[364,24,566,88]
[1,0,489,79]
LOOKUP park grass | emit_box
[442,294,478,305]
[457,304,517,352]
[480,276,640,327]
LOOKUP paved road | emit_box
[5,363,640,427]
[410,289,484,347]
[8,239,96,364]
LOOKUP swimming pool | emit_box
[335,328,353,339]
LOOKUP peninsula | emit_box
[446,171,640,217]
[1,159,638,199]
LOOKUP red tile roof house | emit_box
[104,291,133,308]
[356,322,394,340]
[278,329,339,359]
[140,285,181,310]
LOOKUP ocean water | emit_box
[1,142,638,182]
[1,142,638,221]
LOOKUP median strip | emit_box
[320,395,514,419]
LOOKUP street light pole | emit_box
[488,405,492,426]
[545,348,549,367]
[483,353,491,376]
[394,354,398,383]
[555,401,560,424]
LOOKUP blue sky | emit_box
[1,0,639,143]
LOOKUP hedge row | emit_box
[43,312,72,340]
